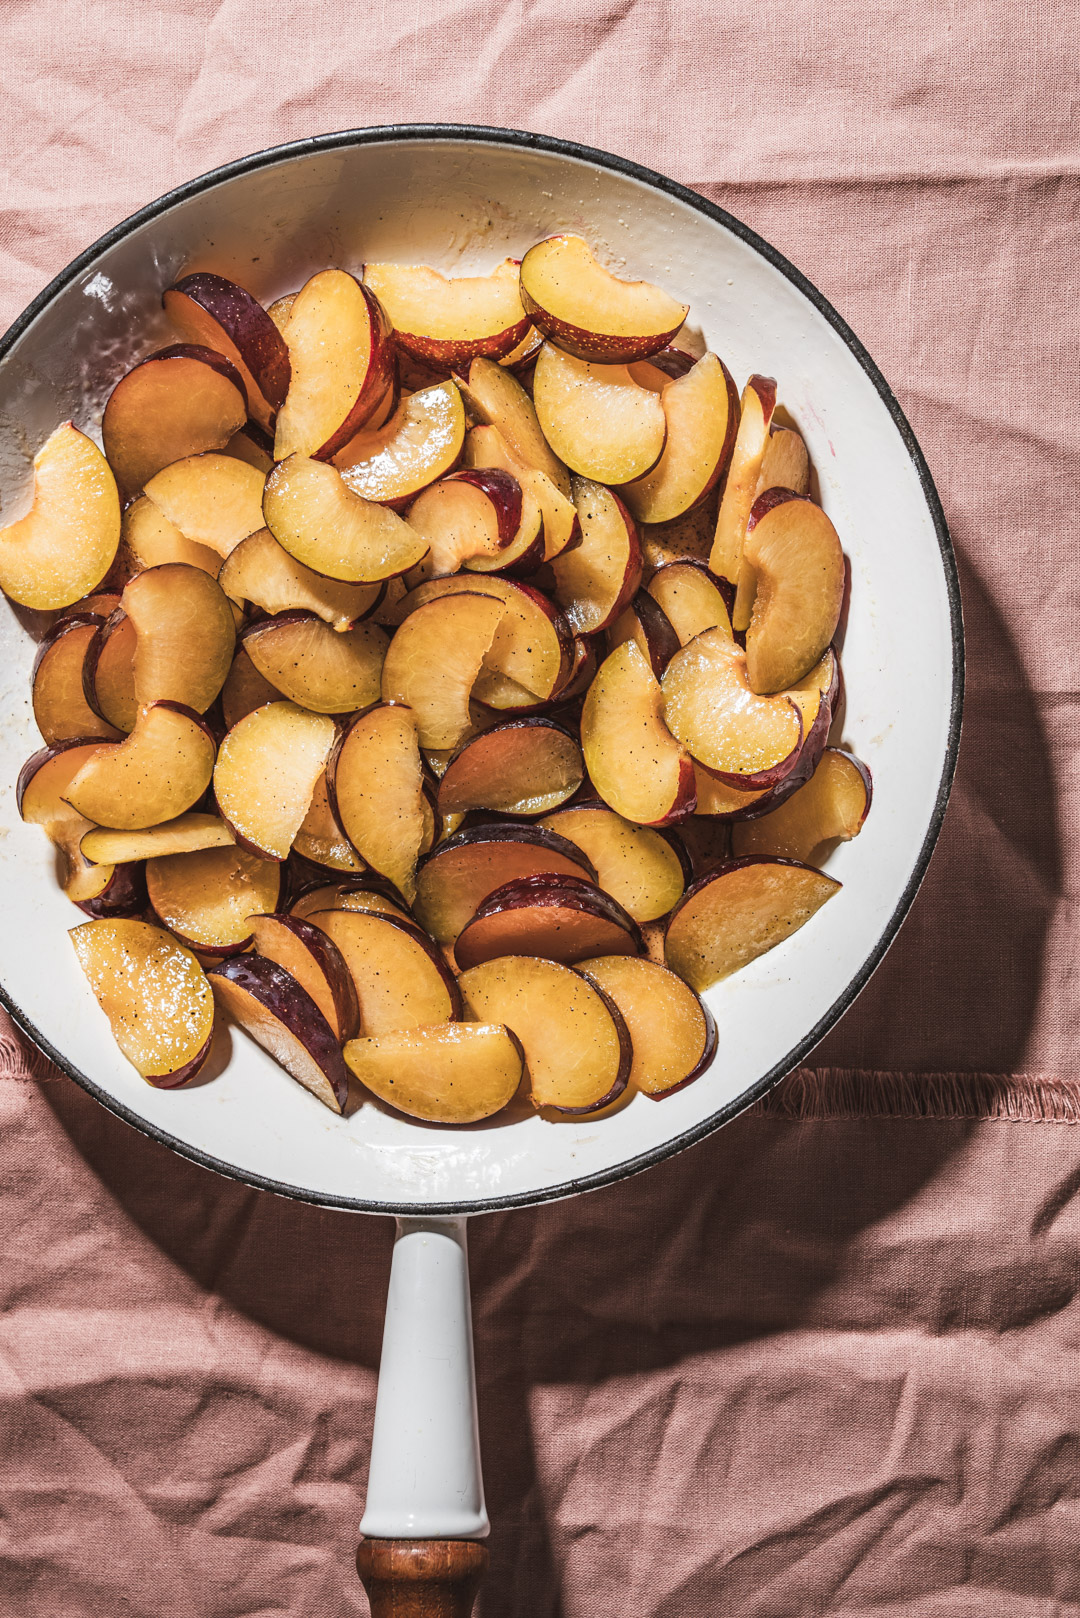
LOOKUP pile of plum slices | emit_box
[1,235,872,1124]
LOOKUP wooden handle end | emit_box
[356,1538,488,1618]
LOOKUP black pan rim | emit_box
[0,122,964,1216]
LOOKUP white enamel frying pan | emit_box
[0,126,962,1613]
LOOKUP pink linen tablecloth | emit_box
[1,2,1078,1612]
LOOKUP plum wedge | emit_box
[242,612,388,715]
[664,858,840,990]
[405,468,530,577]
[102,345,248,493]
[18,739,137,911]
[732,749,872,862]
[741,489,845,693]
[71,918,215,1086]
[576,955,715,1097]
[462,425,580,562]
[293,772,365,874]
[397,575,571,709]
[335,381,466,508]
[263,455,429,583]
[84,611,137,733]
[208,954,350,1112]
[533,343,667,484]
[122,563,236,714]
[757,425,810,499]
[437,719,583,818]
[454,873,643,970]
[327,704,426,901]
[381,592,504,749]
[457,954,631,1113]
[344,1023,525,1124]
[219,528,383,630]
[142,454,265,560]
[147,844,281,957]
[518,235,689,363]
[413,822,597,943]
[621,354,739,524]
[581,641,695,826]
[660,630,803,789]
[455,358,570,497]
[646,561,733,646]
[551,479,642,634]
[0,424,120,610]
[364,259,529,366]
[32,613,121,745]
[122,495,221,576]
[288,878,413,926]
[214,701,335,860]
[312,909,461,1033]
[248,913,359,1042]
[64,702,216,830]
[707,375,777,586]
[606,590,680,678]
[164,271,291,428]
[220,647,281,729]
[273,270,395,460]
[81,813,234,864]
[539,805,688,924]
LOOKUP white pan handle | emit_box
[360,1215,489,1540]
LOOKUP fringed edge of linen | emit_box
[749,1068,1080,1122]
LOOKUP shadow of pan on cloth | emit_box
[0,125,961,1615]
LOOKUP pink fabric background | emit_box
[1,1,1078,1611]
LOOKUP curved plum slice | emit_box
[122,563,236,714]
[646,561,733,646]
[398,574,571,709]
[0,424,120,610]
[454,873,643,970]
[741,489,845,693]
[249,913,359,1041]
[263,455,429,583]
[621,354,739,524]
[518,236,689,363]
[500,325,544,373]
[456,954,630,1114]
[288,878,413,926]
[692,767,771,819]
[335,381,466,509]
[405,469,523,577]
[640,498,718,572]
[381,593,503,750]
[164,271,291,425]
[219,528,383,630]
[242,612,387,715]
[121,495,220,576]
[731,748,872,862]
[550,478,642,634]
[581,641,695,827]
[220,647,281,729]
[708,375,777,585]
[437,719,583,818]
[606,590,680,678]
[64,702,216,830]
[539,805,688,924]
[273,270,395,460]
[456,358,570,496]
[532,343,667,485]
[32,613,121,745]
[413,822,596,944]
[660,630,803,790]
[758,425,810,499]
[364,259,529,366]
[208,954,349,1113]
[311,909,461,1034]
[576,954,715,1097]
[81,813,234,864]
[462,424,580,561]
[71,918,215,1087]
[327,704,425,902]
[293,772,365,874]
[214,701,335,860]
[102,344,248,494]
[344,1023,524,1123]
[142,454,265,560]
[267,293,297,334]
[146,844,281,957]
[18,739,128,909]
[665,857,841,990]
[224,426,275,474]
[85,611,137,732]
